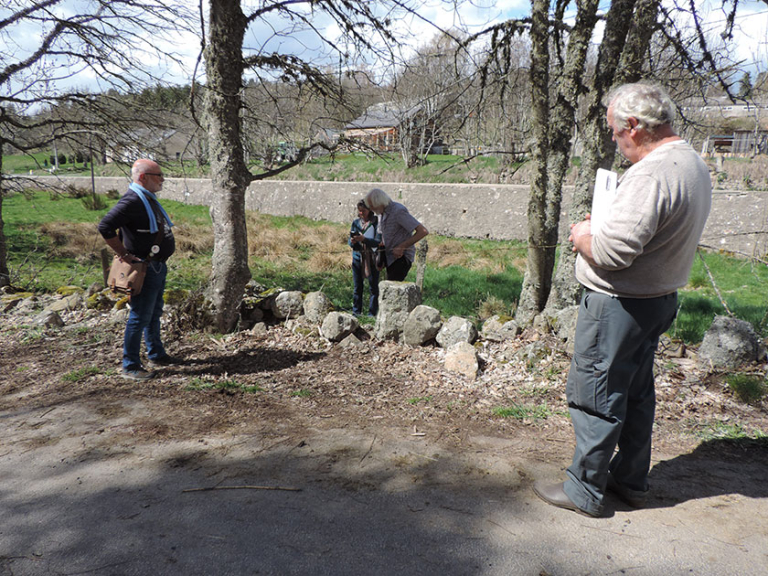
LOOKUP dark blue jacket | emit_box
[98,190,175,261]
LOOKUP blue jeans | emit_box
[352,259,379,315]
[123,261,168,370]
[563,290,678,516]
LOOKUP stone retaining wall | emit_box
[26,175,768,255]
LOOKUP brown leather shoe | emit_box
[533,481,601,518]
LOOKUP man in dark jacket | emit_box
[98,158,178,380]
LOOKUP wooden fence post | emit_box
[101,248,111,286]
[415,238,428,293]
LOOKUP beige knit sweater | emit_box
[575,140,712,298]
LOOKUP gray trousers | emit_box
[563,289,678,516]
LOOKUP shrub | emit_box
[726,373,768,404]
[64,184,90,199]
[477,294,508,320]
[81,194,108,211]
[49,153,67,166]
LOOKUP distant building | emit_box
[344,101,445,154]
[344,102,413,150]
[681,96,768,157]
[682,96,768,120]
[701,130,768,156]
[310,128,341,157]
[106,128,193,163]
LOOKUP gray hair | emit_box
[364,188,391,210]
[607,83,675,133]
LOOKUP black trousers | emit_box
[385,256,412,281]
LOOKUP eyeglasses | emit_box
[144,172,164,178]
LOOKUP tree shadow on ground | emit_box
[3,403,768,575]
[642,437,768,510]
[170,345,326,377]
[0,425,552,576]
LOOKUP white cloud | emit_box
[3,0,765,96]
[660,0,768,74]
[728,5,768,72]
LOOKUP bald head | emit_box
[132,159,164,193]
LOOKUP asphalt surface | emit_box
[2,398,767,576]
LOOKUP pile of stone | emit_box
[2,280,765,381]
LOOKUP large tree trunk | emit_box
[516,0,551,325]
[546,0,659,313]
[516,0,600,324]
[0,198,6,286]
[204,0,252,333]
[0,153,8,287]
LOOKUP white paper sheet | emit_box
[590,168,617,234]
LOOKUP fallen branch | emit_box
[183,485,301,493]
[697,248,733,316]
[360,434,377,463]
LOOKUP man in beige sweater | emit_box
[534,83,712,517]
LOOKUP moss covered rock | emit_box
[164,288,190,306]
[56,286,84,296]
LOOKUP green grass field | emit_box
[1,151,509,184]
[3,190,767,344]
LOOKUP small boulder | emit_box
[698,315,762,369]
[402,305,442,346]
[339,333,364,349]
[374,281,422,341]
[481,315,520,342]
[35,310,64,328]
[444,342,479,379]
[250,322,268,337]
[271,290,304,320]
[303,291,334,324]
[45,293,83,313]
[436,316,478,349]
[321,311,359,342]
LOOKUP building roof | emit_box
[344,102,421,130]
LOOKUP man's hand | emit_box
[391,224,428,260]
[119,253,142,263]
[105,237,138,262]
[569,214,594,262]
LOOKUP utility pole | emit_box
[89,133,97,202]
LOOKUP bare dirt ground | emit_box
[2,300,768,575]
